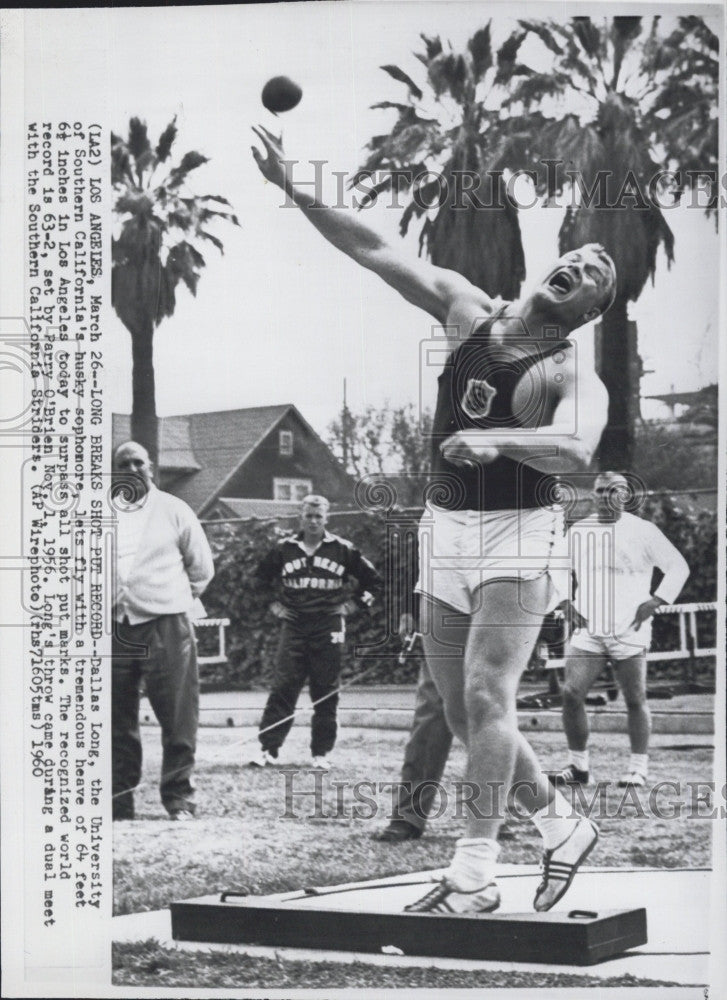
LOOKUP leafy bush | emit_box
[202,519,282,687]
[201,498,717,688]
[633,422,717,493]
[202,511,422,688]
[639,495,718,664]
[640,495,717,603]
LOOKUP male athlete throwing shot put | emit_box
[252,125,616,913]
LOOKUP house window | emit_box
[279,430,293,456]
[273,477,312,502]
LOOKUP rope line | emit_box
[112,601,718,803]
[111,651,391,802]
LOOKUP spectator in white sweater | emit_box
[553,472,689,791]
[111,440,214,820]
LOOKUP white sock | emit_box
[570,750,589,772]
[445,838,499,892]
[630,753,648,777]
[531,794,580,850]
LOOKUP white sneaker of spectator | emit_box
[310,753,333,770]
[248,748,277,767]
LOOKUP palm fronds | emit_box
[110,117,240,458]
[357,23,527,299]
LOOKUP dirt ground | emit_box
[113,725,716,915]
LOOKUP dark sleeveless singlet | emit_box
[430,306,567,512]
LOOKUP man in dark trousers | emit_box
[249,495,381,769]
[374,532,451,842]
[111,440,214,821]
[377,641,453,841]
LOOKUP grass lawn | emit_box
[112,941,688,989]
[113,724,714,988]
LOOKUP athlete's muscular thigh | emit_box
[464,577,552,709]
[420,596,470,741]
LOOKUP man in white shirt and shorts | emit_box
[553,472,689,789]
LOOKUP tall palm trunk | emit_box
[130,319,158,468]
[595,297,638,471]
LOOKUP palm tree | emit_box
[496,15,718,468]
[356,25,525,300]
[111,117,239,465]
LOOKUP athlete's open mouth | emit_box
[548,269,575,295]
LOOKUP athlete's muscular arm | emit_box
[251,126,488,325]
[442,355,608,474]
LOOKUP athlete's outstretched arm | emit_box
[251,126,484,324]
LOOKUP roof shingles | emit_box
[112,405,292,513]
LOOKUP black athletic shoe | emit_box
[617,770,647,788]
[405,879,501,914]
[534,817,599,911]
[373,820,422,842]
[550,764,589,788]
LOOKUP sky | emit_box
[23,2,722,437]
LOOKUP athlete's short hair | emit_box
[301,494,330,512]
[584,244,617,315]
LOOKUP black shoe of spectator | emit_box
[374,820,422,842]
[550,764,589,788]
[113,794,135,821]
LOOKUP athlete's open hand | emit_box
[441,432,499,466]
[251,125,288,189]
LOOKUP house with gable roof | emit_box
[112,405,355,518]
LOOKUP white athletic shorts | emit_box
[415,503,570,616]
[569,626,649,660]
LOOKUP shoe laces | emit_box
[405,881,449,912]
[537,821,589,891]
[537,848,554,894]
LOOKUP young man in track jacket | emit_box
[249,495,381,768]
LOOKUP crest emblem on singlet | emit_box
[461,378,497,419]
